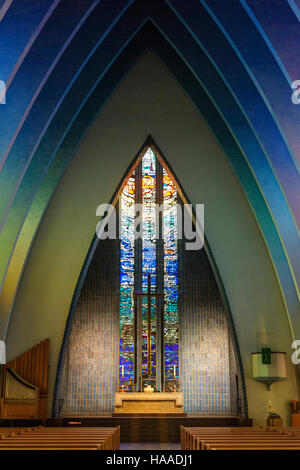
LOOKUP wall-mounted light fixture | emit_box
[252,350,287,390]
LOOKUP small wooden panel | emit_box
[291,400,300,427]
[2,403,38,419]
[267,416,283,428]
[292,414,300,427]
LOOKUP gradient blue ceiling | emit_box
[0,0,299,338]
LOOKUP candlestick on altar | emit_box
[173,365,176,378]
[121,365,124,377]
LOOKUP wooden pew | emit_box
[0,427,119,450]
[181,426,273,450]
[0,426,120,450]
[0,426,40,439]
[181,426,300,451]
[181,426,267,450]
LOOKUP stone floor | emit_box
[120,443,181,450]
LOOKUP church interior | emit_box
[0,0,299,452]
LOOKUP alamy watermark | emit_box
[96,203,204,250]
[0,80,6,104]
[291,340,300,365]
[291,80,300,104]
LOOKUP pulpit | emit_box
[113,392,186,415]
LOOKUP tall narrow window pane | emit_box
[141,149,157,390]
[119,175,135,392]
[163,168,179,392]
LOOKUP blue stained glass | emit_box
[163,167,179,392]
[119,175,135,392]
[141,149,157,391]
[119,148,179,393]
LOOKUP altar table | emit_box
[113,392,185,414]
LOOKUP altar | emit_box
[113,392,186,415]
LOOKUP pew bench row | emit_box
[181,426,300,450]
[0,426,120,450]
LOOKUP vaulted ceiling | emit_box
[0,0,299,338]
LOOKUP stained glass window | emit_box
[54,142,247,418]
[141,150,157,391]
[119,175,135,392]
[119,147,179,392]
[163,168,179,392]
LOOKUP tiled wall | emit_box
[55,237,119,416]
[54,233,244,417]
[180,245,234,415]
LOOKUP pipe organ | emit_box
[0,339,49,420]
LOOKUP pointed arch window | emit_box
[53,138,247,418]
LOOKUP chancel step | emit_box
[48,416,251,443]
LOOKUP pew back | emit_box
[0,426,120,450]
[181,426,300,450]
